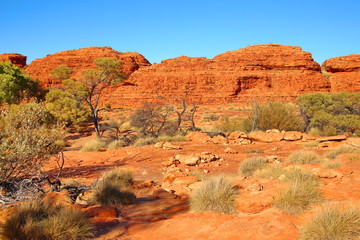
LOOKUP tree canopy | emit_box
[0,61,40,104]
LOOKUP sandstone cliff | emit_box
[103,44,330,107]
[322,54,360,92]
[0,53,27,68]
[25,47,151,87]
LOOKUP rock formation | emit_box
[0,53,27,68]
[322,54,360,92]
[103,44,331,107]
[19,44,360,107]
[25,47,151,88]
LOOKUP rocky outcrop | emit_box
[322,54,360,92]
[0,53,27,68]
[25,47,151,87]
[103,44,330,107]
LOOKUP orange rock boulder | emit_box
[322,54,360,92]
[0,53,27,67]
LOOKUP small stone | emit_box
[203,169,210,173]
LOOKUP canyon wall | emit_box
[1,44,359,107]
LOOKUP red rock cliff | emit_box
[322,54,360,92]
[25,47,151,87]
[102,44,330,107]
[0,53,27,68]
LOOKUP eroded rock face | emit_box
[25,46,151,87]
[322,54,360,92]
[103,44,330,107]
[0,53,27,68]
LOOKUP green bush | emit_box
[80,138,106,152]
[300,205,360,240]
[190,175,238,214]
[287,150,323,164]
[298,92,360,136]
[274,181,323,215]
[238,157,268,177]
[0,199,93,240]
[242,102,303,132]
[214,116,244,133]
[0,103,64,181]
[202,114,220,122]
[326,145,360,159]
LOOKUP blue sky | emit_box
[1,0,359,64]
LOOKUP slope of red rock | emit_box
[322,54,360,92]
[103,44,330,107]
[25,47,151,88]
[0,53,27,68]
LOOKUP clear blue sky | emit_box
[1,0,359,64]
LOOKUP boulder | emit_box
[228,131,248,140]
[83,205,119,218]
[316,135,348,142]
[248,131,284,143]
[172,176,199,186]
[283,131,303,141]
[0,53,27,67]
[185,132,211,144]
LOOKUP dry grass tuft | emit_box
[300,204,360,240]
[326,145,360,159]
[238,157,268,177]
[81,138,106,152]
[0,199,93,240]
[190,175,238,214]
[287,150,323,164]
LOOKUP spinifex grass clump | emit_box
[91,169,136,206]
[300,205,360,240]
[81,138,106,152]
[326,145,360,159]
[287,150,323,164]
[0,199,93,240]
[190,175,238,214]
[238,157,268,177]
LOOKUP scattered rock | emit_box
[283,131,303,141]
[83,205,120,218]
[163,168,187,183]
[311,168,344,180]
[151,188,177,199]
[185,132,211,143]
[172,176,199,186]
[209,135,228,144]
[224,147,238,154]
[162,142,181,150]
[316,135,348,142]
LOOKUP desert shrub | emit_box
[0,61,42,104]
[157,134,187,142]
[287,150,323,164]
[80,138,106,152]
[100,169,133,189]
[214,116,243,133]
[0,199,93,240]
[238,157,268,177]
[322,161,342,169]
[202,114,220,122]
[300,205,360,240]
[298,92,360,135]
[246,148,264,154]
[133,136,157,146]
[242,102,303,132]
[274,181,323,215]
[107,139,128,150]
[0,103,64,181]
[190,175,238,214]
[46,89,90,127]
[326,145,360,159]
[189,170,205,181]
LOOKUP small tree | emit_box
[0,103,64,182]
[51,65,75,80]
[0,61,41,104]
[48,58,126,137]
